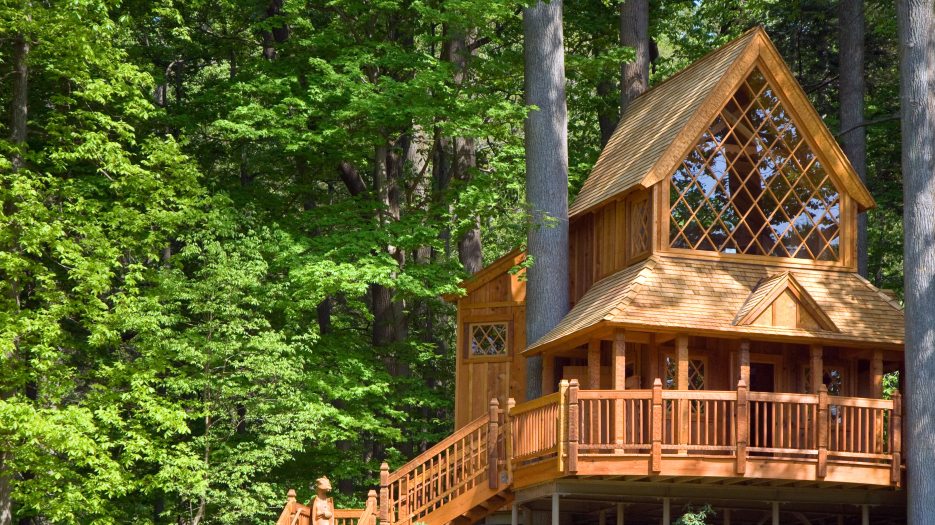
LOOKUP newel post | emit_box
[367,490,378,525]
[651,378,663,473]
[379,462,390,525]
[736,379,748,475]
[891,390,902,485]
[817,385,829,479]
[558,380,569,472]
[488,398,500,489]
[506,397,516,483]
[286,489,297,524]
[567,379,579,474]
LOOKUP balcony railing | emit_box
[507,379,903,486]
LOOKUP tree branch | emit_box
[837,113,901,137]
[339,161,367,196]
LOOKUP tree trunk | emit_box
[523,0,569,400]
[839,0,868,277]
[1,31,28,525]
[445,30,483,275]
[618,0,649,116]
[898,0,935,522]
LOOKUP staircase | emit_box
[279,400,513,525]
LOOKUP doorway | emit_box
[749,362,775,449]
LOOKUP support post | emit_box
[723,508,731,525]
[771,501,779,525]
[367,491,378,525]
[588,339,601,389]
[662,497,671,525]
[567,379,579,473]
[616,503,624,525]
[379,462,390,525]
[558,380,569,472]
[599,509,606,525]
[651,378,663,472]
[871,350,884,453]
[613,330,626,449]
[511,503,518,525]
[818,385,829,479]
[891,389,902,485]
[676,335,689,454]
[809,345,823,394]
[736,379,748,475]
[488,398,500,489]
[286,489,297,524]
[551,493,559,525]
[506,397,516,482]
[861,504,869,525]
[739,339,751,389]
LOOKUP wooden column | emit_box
[558,380,568,472]
[613,330,626,449]
[616,503,624,525]
[379,462,390,525]
[861,505,869,525]
[588,339,601,389]
[651,378,663,472]
[810,345,823,394]
[511,503,518,525]
[818,384,829,479]
[662,497,671,525]
[488,398,500,489]
[871,350,884,453]
[677,335,689,453]
[551,493,560,525]
[567,380,579,473]
[738,339,750,389]
[736,379,748,475]
[771,502,779,525]
[543,355,555,395]
[891,389,903,485]
[505,397,515,482]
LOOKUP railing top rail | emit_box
[333,509,365,518]
[661,390,737,401]
[510,391,562,416]
[577,390,653,400]
[386,414,488,483]
[748,392,819,403]
[829,395,894,409]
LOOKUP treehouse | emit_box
[280,28,906,525]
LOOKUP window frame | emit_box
[464,320,512,362]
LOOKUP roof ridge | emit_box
[852,273,905,312]
[605,257,657,320]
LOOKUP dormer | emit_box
[568,27,874,304]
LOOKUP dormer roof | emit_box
[569,27,875,219]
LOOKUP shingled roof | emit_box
[569,27,875,218]
[525,255,905,354]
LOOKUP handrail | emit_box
[510,391,562,415]
[386,415,488,484]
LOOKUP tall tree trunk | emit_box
[445,31,483,275]
[523,0,569,400]
[0,31,28,525]
[898,0,935,522]
[839,0,868,277]
[618,0,649,116]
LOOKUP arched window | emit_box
[669,68,841,261]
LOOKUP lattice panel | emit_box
[469,323,508,357]
[669,68,842,261]
[630,196,651,256]
[689,359,705,390]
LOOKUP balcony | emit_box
[509,379,903,490]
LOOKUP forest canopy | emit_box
[0,1,904,523]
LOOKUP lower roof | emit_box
[525,254,905,354]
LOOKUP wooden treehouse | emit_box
[279,28,906,525]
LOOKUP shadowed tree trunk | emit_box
[619,0,649,116]
[898,0,935,522]
[0,30,29,525]
[839,0,868,277]
[523,0,569,400]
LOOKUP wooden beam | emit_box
[739,339,751,388]
[810,345,823,394]
[588,339,601,389]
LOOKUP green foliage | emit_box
[675,504,715,525]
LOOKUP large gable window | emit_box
[669,68,841,261]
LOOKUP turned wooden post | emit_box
[891,389,902,485]
[488,398,500,489]
[506,397,516,483]
[567,379,579,473]
[736,379,748,475]
[286,489,297,524]
[379,462,390,525]
[817,385,829,479]
[651,378,663,472]
[366,490,378,525]
[557,380,569,472]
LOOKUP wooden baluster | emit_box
[651,378,663,472]
[817,385,828,479]
[379,462,390,525]
[398,475,408,524]
[567,379,579,473]
[488,398,499,489]
[736,380,748,475]
[891,390,902,485]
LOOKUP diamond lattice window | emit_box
[630,196,651,256]
[469,323,508,357]
[669,68,842,261]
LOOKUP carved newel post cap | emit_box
[287,489,297,502]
